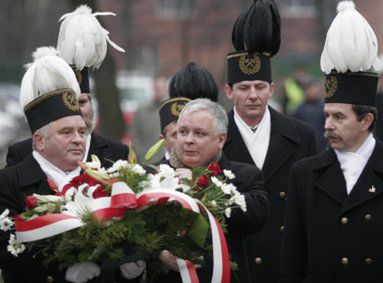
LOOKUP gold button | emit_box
[255,257,262,264]
[280,225,285,232]
[341,217,348,224]
[279,192,286,199]
[365,214,372,221]
[341,257,349,265]
[365,258,372,264]
[46,276,54,283]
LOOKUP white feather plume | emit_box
[20,47,80,109]
[320,0,380,74]
[57,4,125,71]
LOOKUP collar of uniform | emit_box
[268,106,302,144]
[17,154,47,187]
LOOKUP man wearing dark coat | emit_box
[280,2,383,282]
[223,1,317,282]
[151,98,268,283]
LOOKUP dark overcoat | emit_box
[0,155,142,283]
[151,155,269,283]
[6,133,129,168]
[223,107,317,283]
[280,141,383,283]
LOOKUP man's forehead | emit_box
[324,103,352,113]
[235,80,270,86]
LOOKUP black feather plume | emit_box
[232,0,281,56]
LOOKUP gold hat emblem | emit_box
[239,54,261,75]
[170,102,186,116]
[63,91,80,112]
[325,76,338,98]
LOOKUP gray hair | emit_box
[178,98,228,134]
[32,123,51,150]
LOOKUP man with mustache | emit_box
[280,1,383,282]
[223,1,317,282]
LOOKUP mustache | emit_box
[324,131,341,140]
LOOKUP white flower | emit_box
[233,193,247,212]
[7,234,25,257]
[131,164,146,176]
[225,208,232,218]
[223,169,235,180]
[34,203,57,213]
[107,160,129,173]
[0,209,10,219]
[62,187,91,217]
[0,216,14,231]
[158,164,176,178]
[211,200,217,207]
[221,183,234,195]
[211,177,223,188]
[33,194,64,203]
[64,188,77,202]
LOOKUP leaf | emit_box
[188,214,209,248]
[144,139,165,163]
[128,142,137,164]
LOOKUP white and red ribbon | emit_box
[15,182,230,282]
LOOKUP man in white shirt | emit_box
[280,2,383,282]
[223,1,317,282]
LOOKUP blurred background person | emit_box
[293,79,327,152]
[130,75,168,162]
[158,97,191,159]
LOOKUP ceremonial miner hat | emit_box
[57,5,125,94]
[320,1,382,106]
[20,47,82,134]
[169,62,219,102]
[227,0,281,85]
[159,97,191,132]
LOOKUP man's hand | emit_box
[65,262,100,283]
[120,260,146,279]
[159,250,180,272]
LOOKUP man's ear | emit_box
[225,84,234,101]
[218,133,227,149]
[159,133,164,140]
[269,82,275,98]
[362,113,374,131]
[33,133,45,151]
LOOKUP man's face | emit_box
[324,103,371,152]
[161,121,178,153]
[35,115,87,171]
[176,111,226,168]
[226,80,273,125]
[78,93,95,133]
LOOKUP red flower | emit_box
[207,162,222,176]
[69,173,100,187]
[92,186,109,199]
[197,175,209,188]
[25,196,38,209]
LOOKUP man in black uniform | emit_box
[280,1,383,282]
[6,5,128,168]
[223,1,317,282]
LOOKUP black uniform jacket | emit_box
[0,155,142,283]
[6,133,129,168]
[280,140,383,283]
[223,107,317,283]
[152,154,269,283]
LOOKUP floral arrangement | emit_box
[0,143,245,282]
